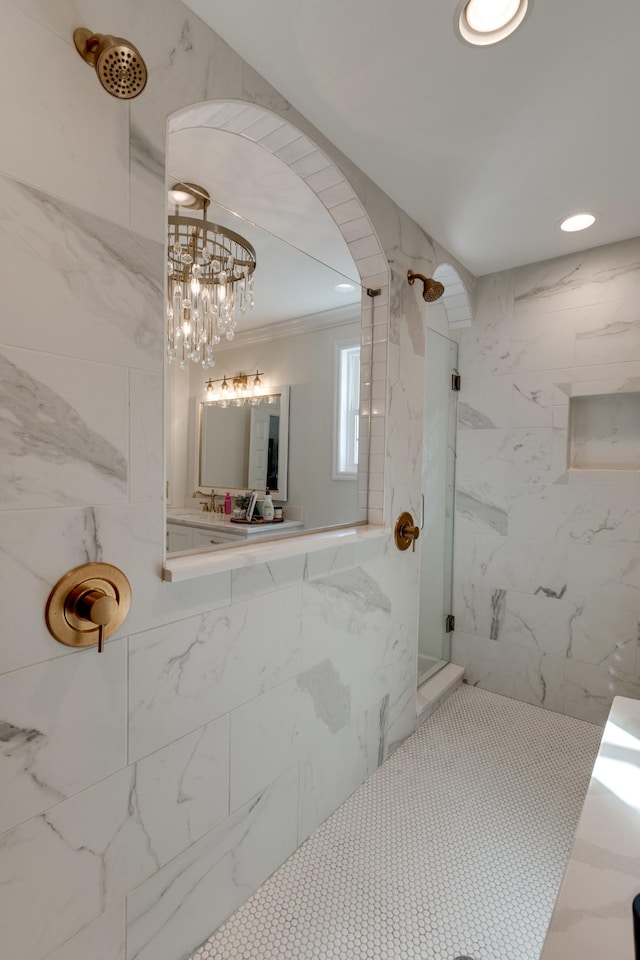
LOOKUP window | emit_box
[334,342,360,479]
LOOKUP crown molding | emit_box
[216,303,361,349]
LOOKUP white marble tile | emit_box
[0,346,129,509]
[298,694,388,843]
[385,418,422,521]
[133,0,244,114]
[133,716,230,862]
[300,564,394,678]
[454,635,565,712]
[455,481,509,537]
[574,296,640,366]
[130,94,166,243]
[502,592,638,671]
[505,311,577,373]
[129,585,302,761]
[506,427,553,482]
[230,554,306,603]
[129,370,163,504]
[1,769,153,960]
[0,639,127,835]
[1,710,231,960]
[457,375,513,430]
[229,662,351,810]
[303,542,356,580]
[563,660,640,725]
[453,582,507,641]
[126,766,299,960]
[568,544,640,612]
[453,533,510,592]
[511,374,557,427]
[509,485,574,540]
[0,172,163,369]
[45,904,125,960]
[0,4,129,226]
[514,237,640,317]
[506,538,568,598]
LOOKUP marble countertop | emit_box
[541,696,640,959]
[167,509,303,535]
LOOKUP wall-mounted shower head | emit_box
[74,28,147,100]
[407,270,445,303]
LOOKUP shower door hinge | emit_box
[451,371,461,392]
[445,614,455,633]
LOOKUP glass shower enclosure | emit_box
[418,328,458,685]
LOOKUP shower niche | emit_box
[570,393,640,471]
[553,378,640,482]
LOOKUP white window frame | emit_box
[333,340,360,481]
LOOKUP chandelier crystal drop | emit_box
[166,182,256,368]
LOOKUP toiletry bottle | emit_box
[262,488,274,521]
[224,492,232,515]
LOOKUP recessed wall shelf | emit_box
[569,393,640,471]
[552,377,640,486]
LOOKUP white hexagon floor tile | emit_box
[191,684,602,960]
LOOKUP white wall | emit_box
[0,3,475,960]
[453,237,640,725]
[183,318,361,528]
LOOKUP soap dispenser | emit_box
[224,492,232,515]
[262,488,274,521]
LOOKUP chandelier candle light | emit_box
[166,182,256,368]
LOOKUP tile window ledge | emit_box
[162,524,389,582]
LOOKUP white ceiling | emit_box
[183,0,640,276]
[168,127,362,327]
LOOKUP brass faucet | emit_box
[192,489,216,512]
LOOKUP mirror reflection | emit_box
[165,119,368,555]
[199,388,288,498]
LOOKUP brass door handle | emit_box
[45,562,131,652]
[395,512,421,552]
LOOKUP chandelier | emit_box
[166,182,256,368]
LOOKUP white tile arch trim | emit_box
[167,100,389,295]
[434,262,474,328]
[167,99,390,528]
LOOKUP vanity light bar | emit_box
[204,370,269,405]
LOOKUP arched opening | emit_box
[164,101,390,552]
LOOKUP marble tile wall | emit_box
[453,238,640,726]
[0,3,474,960]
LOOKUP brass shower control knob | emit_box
[395,512,420,553]
[45,563,131,653]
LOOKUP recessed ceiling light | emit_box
[334,283,356,293]
[560,213,597,233]
[457,0,529,46]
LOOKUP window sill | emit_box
[162,524,389,583]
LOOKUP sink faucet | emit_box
[192,489,216,512]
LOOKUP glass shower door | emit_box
[418,329,458,685]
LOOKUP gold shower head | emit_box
[407,270,445,303]
[74,28,147,100]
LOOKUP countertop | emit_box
[541,696,640,959]
[167,509,303,536]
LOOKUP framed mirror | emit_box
[165,112,370,554]
[197,386,289,499]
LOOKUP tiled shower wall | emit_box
[453,237,640,725]
[0,3,474,960]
